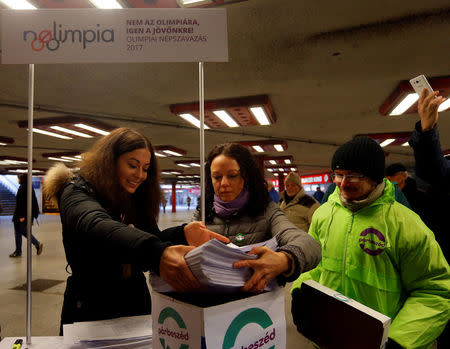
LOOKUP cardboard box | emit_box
[292,280,391,349]
[152,287,285,349]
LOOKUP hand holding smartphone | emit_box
[409,75,433,95]
[409,75,446,131]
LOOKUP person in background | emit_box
[408,88,450,345]
[320,182,336,204]
[267,180,280,203]
[408,88,449,259]
[385,163,431,226]
[161,195,167,213]
[291,136,449,349]
[44,128,227,333]
[9,173,43,258]
[279,172,320,232]
[312,186,324,203]
[192,143,321,293]
[186,196,191,210]
[409,89,449,184]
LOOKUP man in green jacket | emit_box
[291,136,449,349]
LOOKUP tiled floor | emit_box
[0,210,314,348]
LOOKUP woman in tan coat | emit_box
[279,172,320,232]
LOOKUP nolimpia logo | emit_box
[23,21,114,52]
[359,228,386,256]
[157,307,189,349]
[223,308,276,349]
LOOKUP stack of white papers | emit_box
[150,236,279,293]
[63,315,152,348]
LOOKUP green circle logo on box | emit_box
[157,307,189,349]
[222,307,277,349]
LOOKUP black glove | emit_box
[385,338,403,349]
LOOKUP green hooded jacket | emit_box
[292,179,450,349]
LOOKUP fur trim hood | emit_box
[43,163,75,207]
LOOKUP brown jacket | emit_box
[280,188,319,232]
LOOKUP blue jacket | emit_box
[268,187,280,203]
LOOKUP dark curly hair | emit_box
[79,127,161,228]
[203,143,269,222]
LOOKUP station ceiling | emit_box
[0,0,449,181]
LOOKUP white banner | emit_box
[1,8,228,64]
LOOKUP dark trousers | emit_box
[13,220,40,254]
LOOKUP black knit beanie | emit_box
[332,136,386,184]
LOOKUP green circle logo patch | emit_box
[222,307,276,349]
[157,306,189,349]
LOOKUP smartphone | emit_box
[409,75,434,95]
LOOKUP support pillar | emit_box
[171,181,176,213]
[278,173,286,193]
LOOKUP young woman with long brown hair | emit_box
[45,127,226,332]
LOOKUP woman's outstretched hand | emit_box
[159,245,202,292]
[233,247,291,293]
[184,221,230,246]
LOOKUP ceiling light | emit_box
[0,0,36,9]
[389,94,419,116]
[380,76,450,116]
[88,0,122,9]
[190,163,201,167]
[284,159,291,164]
[0,160,27,165]
[0,143,6,146]
[171,95,275,129]
[10,169,43,173]
[213,110,239,128]
[357,132,411,147]
[155,152,167,157]
[250,107,270,125]
[61,156,82,161]
[169,94,277,128]
[267,168,273,172]
[75,123,110,136]
[177,163,191,168]
[48,157,73,162]
[177,0,213,7]
[179,113,210,129]
[163,150,183,157]
[253,145,264,153]
[438,98,450,112]
[402,142,409,147]
[269,160,277,165]
[290,168,296,172]
[274,173,279,176]
[379,139,395,147]
[32,128,72,140]
[50,126,93,138]
[274,144,284,152]
[75,155,82,159]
